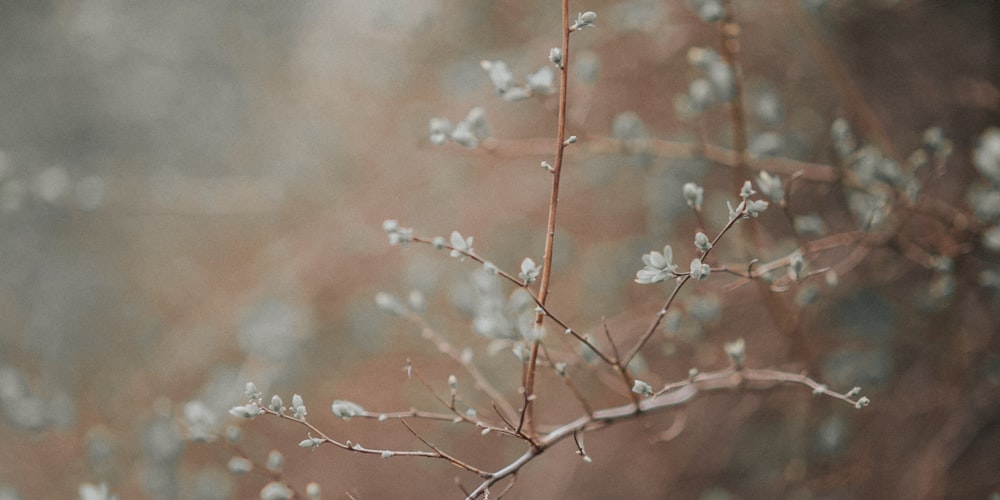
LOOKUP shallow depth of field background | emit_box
[0,1,998,498]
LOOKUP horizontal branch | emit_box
[465,363,868,499]
[476,135,839,182]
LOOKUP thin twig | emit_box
[465,362,868,499]
[400,419,492,477]
[530,298,614,365]
[478,135,841,182]
[540,342,594,417]
[524,0,573,439]
[402,311,520,424]
[602,318,639,406]
[624,206,747,365]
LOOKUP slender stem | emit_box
[623,277,688,367]
[479,135,841,182]
[403,311,519,423]
[719,2,749,191]
[399,419,491,476]
[408,235,616,367]
[623,209,746,366]
[523,0,571,439]
[603,319,640,406]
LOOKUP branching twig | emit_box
[624,203,748,365]
[523,0,575,440]
[463,362,868,499]
[228,4,892,499]
[400,419,492,477]
[393,308,520,425]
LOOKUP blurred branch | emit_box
[789,0,899,158]
[480,135,840,182]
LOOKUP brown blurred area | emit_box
[0,0,998,498]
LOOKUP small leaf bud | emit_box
[631,379,653,397]
[245,382,261,401]
[527,66,555,95]
[428,118,452,145]
[519,257,541,284]
[266,450,284,472]
[480,60,514,94]
[727,200,744,220]
[331,400,365,420]
[269,395,284,412]
[549,47,563,67]
[694,232,712,251]
[689,258,711,281]
[306,483,321,500]
[449,231,473,260]
[747,199,769,217]
[227,456,253,474]
[756,171,784,204]
[291,394,307,419]
[571,11,598,30]
[298,436,323,449]
[691,0,725,23]
[225,425,242,443]
[228,404,260,419]
[259,482,293,500]
[724,338,746,367]
[682,182,704,210]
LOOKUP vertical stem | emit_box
[523,0,571,440]
[721,3,814,368]
[719,2,749,192]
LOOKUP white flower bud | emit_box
[631,379,653,396]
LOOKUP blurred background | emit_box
[0,0,998,498]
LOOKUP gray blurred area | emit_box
[0,1,485,497]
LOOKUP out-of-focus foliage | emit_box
[0,0,998,498]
